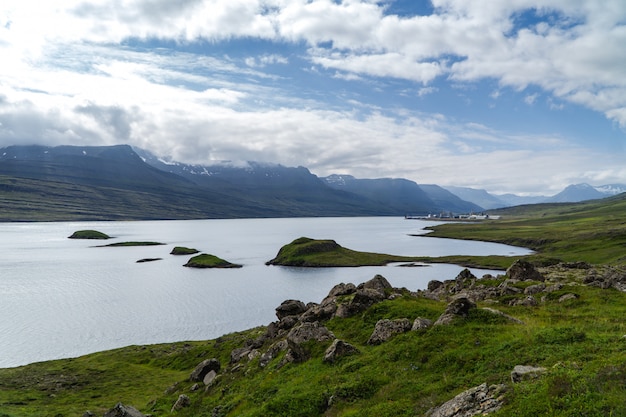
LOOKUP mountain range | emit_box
[0,144,622,221]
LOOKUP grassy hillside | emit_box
[3,196,626,416]
[422,193,626,266]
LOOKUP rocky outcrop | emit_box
[367,318,412,345]
[426,383,507,417]
[412,317,433,330]
[103,403,146,417]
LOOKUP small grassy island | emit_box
[68,229,111,240]
[184,253,242,269]
[98,241,166,247]
[170,246,200,255]
[266,237,424,267]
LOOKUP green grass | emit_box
[183,253,242,268]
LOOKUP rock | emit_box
[426,383,507,417]
[524,283,546,295]
[230,347,251,364]
[359,274,392,294]
[203,370,218,386]
[327,282,357,297]
[190,358,220,382]
[506,259,544,282]
[275,299,307,320]
[323,339,360,363]
[559,293,579,303]
[434,297,476,326]
[287,321,335,344]
[82,412,94,417]
[428,280,444,291]
[103,403,146,417]
[481,308,525,324]
[510,296,538,307]
[511,365,547,383]
[171,394,191,412]
[367,318,412,345]
[411,317,433,331]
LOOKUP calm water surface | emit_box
[0,217,531,368]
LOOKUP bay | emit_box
[0,217,531,368]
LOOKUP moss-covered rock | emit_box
[184,254,242,269]
[170,246,200,255]
[68,230,111,240]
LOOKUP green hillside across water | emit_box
[2,197,626,416]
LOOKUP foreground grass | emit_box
[2,270,626,417]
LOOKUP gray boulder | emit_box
[323,339,360,363]
[359,274,392,293]
[511,365,547,383]
[426,383,507,417]
[287,321,335,344]
[275,299,307,320]
[434,297,476,326]
[190,358,220,382]
[367,318,412,345]
[171,394,191,412]
[412,317,433,331]
[103,403,146,417]
[506,259,544,282]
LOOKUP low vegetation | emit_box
[68,230,111,240]
[170,246,200,255]
[183,253,242,269]
[266,237,425,267]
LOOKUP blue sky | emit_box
[1,0,625,195]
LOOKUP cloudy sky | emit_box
[1,0,625,195]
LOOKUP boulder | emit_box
[367,318,412,345]
[434,297,476,326]
[327,282,357,297]
[558,293,579,303]
[171,394,191,412]
[190,358,220,382]
[511,365,547,383]
[359,274,392,294]
[287,321,335,344]
[411,317,433,331]
[506,260,544,282]
[103,403,146,417]
[427,280,444,291]
[426,383,507,417]
[524,283,546,295]
[275,299,307,320]
[323,339,360,363]
[510,296,538,307]
[203,370,218,386]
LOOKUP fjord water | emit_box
[0,217,531,368]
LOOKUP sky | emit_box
[1,0,625,196]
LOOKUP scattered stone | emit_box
[481,308,525,324]
[203,370,218,386]
[426,383,507,417]
[171,394,191,412]
[434,297,476,326]
[103,403,146,417]
[190,358,220,382]
[411,317,433,331]
[367,318,412,345]
[559,293,579,303]
[511,365,547,383]
[524,283,546,295]
[286,321,335,344]
[323,339,360,363]
[428,280,444,291]
[506,259,544,282]
[510,296,539,307]
[275,299,307,320]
